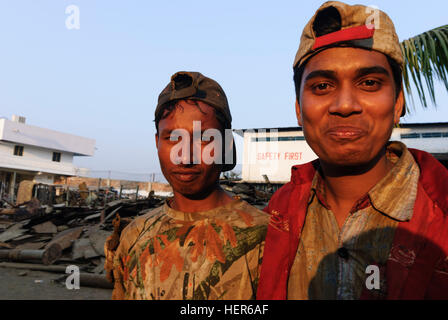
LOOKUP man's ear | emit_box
[155,133,159,149]
[295,99,303,126]
[394,89,405,125]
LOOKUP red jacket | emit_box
[257,149,448,299]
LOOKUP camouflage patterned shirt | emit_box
[105,198,269,300]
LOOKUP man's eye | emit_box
[364,80,376,86]
[311,82,332,94]
[360,79,381,91]
[317,83,329,90]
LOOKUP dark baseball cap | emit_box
[155,71,232,125]
[155,71,236,172]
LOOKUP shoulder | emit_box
[237,199,269,218]
[230,199,270,228]
[263,181,298,217]
[118,206,166,251]
[410,148,448,216]
[127,205,166,230]
[265,161,318,215]
[269,182,297,204]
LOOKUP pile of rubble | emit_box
[221,181,273,208]
[0,178,274,292]
[0,195,165,289]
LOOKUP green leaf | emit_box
[401,25,448,110]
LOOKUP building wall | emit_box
[242,129,317,183]
[33,173,55,185]
[242,125,448,183]
[0,117,96,201]
[391,127,448,154]
[0,141,76,176]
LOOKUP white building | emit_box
[235,123,448,184]
[0,115,95,201]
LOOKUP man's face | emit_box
[156,100,223,198]
[296,47,404,167]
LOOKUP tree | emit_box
[400,25,448,110]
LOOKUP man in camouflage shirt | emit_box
[105,71,269,300]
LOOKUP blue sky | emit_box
[1,0,447,178]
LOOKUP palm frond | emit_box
[400,25,448,110]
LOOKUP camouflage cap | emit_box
[155,71,232,125]
[293,1,403,69]
[293,1,405,115]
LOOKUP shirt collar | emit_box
[368,141,420,221]
[310,141,420,222]
[163,197,243,221]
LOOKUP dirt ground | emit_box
[0,267,112,300]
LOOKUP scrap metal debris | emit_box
[221,180,273,208]
[0,179,274,291]
[0,188,166,289]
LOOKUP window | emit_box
[400,133,420,139]
[400,132,448,139]
[52,152,61,162]
[422,132,442,138]
[13,145,24,156]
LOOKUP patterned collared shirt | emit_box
[105,198,269,300]
[287,141,420,299]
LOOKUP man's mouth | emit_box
[171,170,201,182]
[326,126,367,141]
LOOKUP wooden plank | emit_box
[0,243,62,265]
[0,222,15,228]
[0,223,26,242]
[0,262,113,289]
[102,206,122,224]
[0,242,13,249]
[32,221,58,234]
[0,208,17,215]
[46,226,83,251]
[84,212,101,221]
[0,262,67,272]
[78,273,113,289]
[15,242,47,250]
[10,234,35,242]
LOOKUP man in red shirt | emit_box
[257,1,448,299]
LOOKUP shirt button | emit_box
[337,247,349,260]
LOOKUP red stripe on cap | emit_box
[312,24,375,50]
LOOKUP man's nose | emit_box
[179,143,191,164]
[328,83,362,117]
[183,136,201,165]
